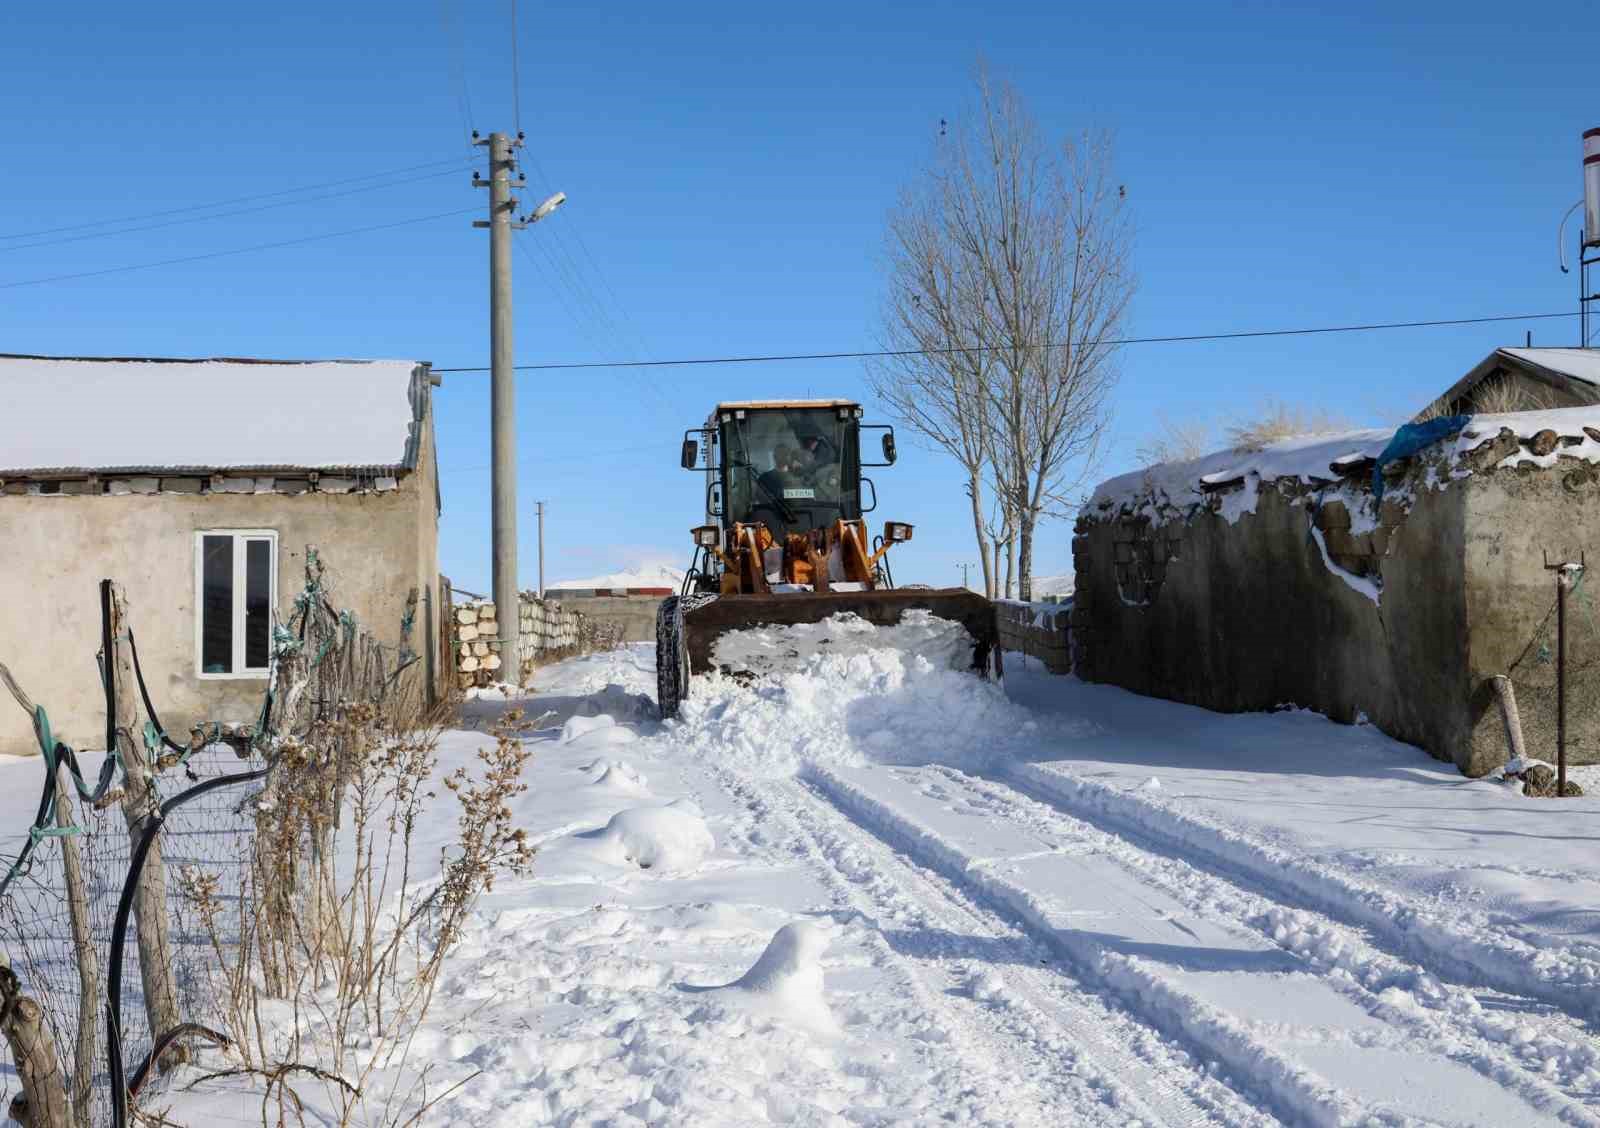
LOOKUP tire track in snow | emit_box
[1006,759,1600,1030]
[805,763,1594,1128]
[704,762,1267,1127]
[969,765,1600,1124]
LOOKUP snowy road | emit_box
[104,627,1600,1125]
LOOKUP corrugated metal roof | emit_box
[0,354,430,476]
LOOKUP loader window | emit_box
[722,407,860,537]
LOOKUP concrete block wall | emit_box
[452,593,588,689]
[996,600,1073,674]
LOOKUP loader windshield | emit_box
[721,407,860,537]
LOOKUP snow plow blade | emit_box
[655,588,1000,719]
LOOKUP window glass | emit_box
[245,539,272,669]
[721,408,859,537]
[201,535,233,673]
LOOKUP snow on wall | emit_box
[1089,405,1600,532]
[0,356,422,473]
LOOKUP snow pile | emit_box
[677,612,1066,779]
[585,758,650,795]
[709,921,837,1034]
[594,801,715,871]
[709,609,977,678]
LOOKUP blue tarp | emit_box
[1372,415,1470,501]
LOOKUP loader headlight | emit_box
[692,525,721,547]
[885,521,914,543]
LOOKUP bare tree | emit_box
[868,176,1003,597]
[871,67,1134,601]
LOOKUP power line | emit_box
[431,310,1583,373]
[438,0,476,143]
[0,167,470,254]
[509,0,523,137]
[0,207,479,291]
[0,156,471,243]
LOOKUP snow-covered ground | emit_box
[9,620,1600,1125]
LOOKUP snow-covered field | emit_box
[10,621,1600,1125]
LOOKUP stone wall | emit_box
[996,600,1073,674]
[451,593,589,690]
[542,588,671,643]
[1073,414,1600,777]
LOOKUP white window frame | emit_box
[193,529,279,680]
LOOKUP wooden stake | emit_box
[54,767,99,1128]
[0,966,71,1128]
[106,583,182,1066]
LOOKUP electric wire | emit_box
[509,0,523,137]
[0,206,479,290]
[0,166,471,254]
[431,310,1584,373]
[438,0,477,144]
[0,156,471,242]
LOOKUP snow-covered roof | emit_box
[1497,347,1600,388]
[0,355,430,476]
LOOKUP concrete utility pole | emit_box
[474,131,526,659]
[537,501,546,599]
[959,562,971,590]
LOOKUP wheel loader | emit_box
[656,398,1001,718]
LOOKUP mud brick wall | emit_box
[996,600,1072,674]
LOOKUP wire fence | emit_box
[0,546,423,1128]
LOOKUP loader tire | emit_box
[655,596,690,720]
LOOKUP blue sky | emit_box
[1,2,1592,592]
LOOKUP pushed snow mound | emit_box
[584,758,650,795]
[694,921,836,1034]
[595,801,714,872]
[673,612,1057,779]
[710,610,976,677]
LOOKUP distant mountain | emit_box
[548,563,686,591]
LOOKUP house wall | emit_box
[1462,461,1600,775]
[1072,426,1600,777]
[0,455,440,758]
[1072,468,1475,771]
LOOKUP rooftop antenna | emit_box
[1557,128,1600,348]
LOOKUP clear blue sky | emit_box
[1,2,1592,592]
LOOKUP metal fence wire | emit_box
[0,548,419,1128]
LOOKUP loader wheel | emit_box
[655,596,690,720]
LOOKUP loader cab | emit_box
[678,399,899,595]
[715,402,865,538]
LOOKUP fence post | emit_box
[0,965,71,1128]
[54,765,99,1128]
[105,583,181,1065]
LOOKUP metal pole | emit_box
[477,131,521,660]
[1558,569,1568,796]
[537,501,545,599]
